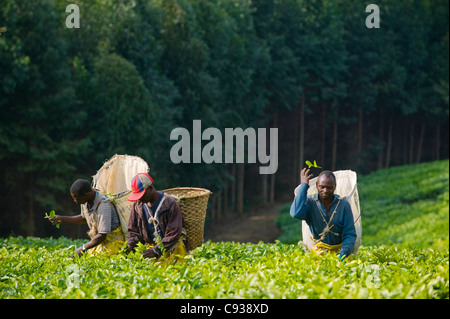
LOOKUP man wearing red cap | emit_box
[127,173,187,260]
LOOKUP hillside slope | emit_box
[276,160,449,250]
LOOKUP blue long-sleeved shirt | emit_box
[290,183,357,258]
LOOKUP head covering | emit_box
[128,173,153,202]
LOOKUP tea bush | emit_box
[0,161,448,299]
[0,238,448,298]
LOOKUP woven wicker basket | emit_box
[163,187,211,251]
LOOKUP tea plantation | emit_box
[0,161,448,299]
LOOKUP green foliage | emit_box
[89,53,161,164]
[0,0,448,300]
[359,160,449,249]
[0,237,447,298]
[305,160,321,168]
[0,0,90,235]
[2,160,449,299]
[275,203,302,244]
[44,210,59,228]
[0,0,448,238]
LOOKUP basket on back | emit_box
[92,154,149,195]
[92,154,149,239]
[162,187,211,252]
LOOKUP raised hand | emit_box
[300,167,314,185]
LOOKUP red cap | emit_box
[128,173,153,202]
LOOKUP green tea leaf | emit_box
[44,210,59,228]
[44,210,55,219]
[305,160,321,168]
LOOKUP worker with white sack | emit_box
[290,168,357,259]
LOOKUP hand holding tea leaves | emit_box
[44,210,61,228]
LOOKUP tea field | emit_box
[0,161,448,299]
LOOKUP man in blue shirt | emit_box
[290,168,356,258]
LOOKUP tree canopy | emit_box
[0,0,448,237]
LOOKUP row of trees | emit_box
[0,0,448,237]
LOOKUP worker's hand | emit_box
[71,246,85,259]
[300,167,314,185]
[124,244,133,255]
[49,215,62,226]
[142,248,157,259]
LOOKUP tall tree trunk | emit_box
[356,108,363,168]
[320,104,326,167]
[385,116,393,168]
[210,196,217,220]
[269,170,275,204]
[261,174,268,205]
[230,164,236,212]
[409,118,415,164]
[209,195,216,219]
[269,112,278,204]
[435,123,441,160]
[377,110,384,169]
[236,163,244,215]
[299,93,305,173]
[216,190,222,220]
[416,122,425,163]
[402,118,408,164]
[223,172,229,217]
[292,108,299,187]
[332,109,338,171]
[28,191,35,236]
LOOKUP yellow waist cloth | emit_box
[147,235,187,263]
[89,226,125,257]
[310,235,342,255]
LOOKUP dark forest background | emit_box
[0,0,448,238]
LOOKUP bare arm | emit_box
[49,214,86,226]
[73,233,107,257]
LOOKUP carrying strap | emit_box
[313,196,341,244]
[143,194,167,246]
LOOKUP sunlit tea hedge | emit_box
[1,161,448,299]
[0,237,448,299]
